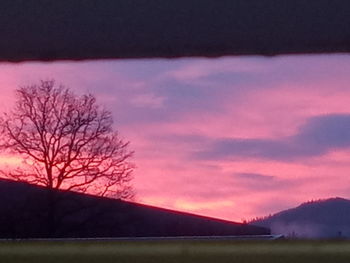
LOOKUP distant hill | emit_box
[252,198,350,239]
[0,179,269,238]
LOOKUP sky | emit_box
[0,54,350,222]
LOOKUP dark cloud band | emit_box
[195,114,350,161]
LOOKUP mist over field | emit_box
[253,198,350,239]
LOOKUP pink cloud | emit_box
[1,55,350,222]
[130,93,165,108]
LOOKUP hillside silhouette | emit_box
[0,179,268,238]
[252,198,350,239]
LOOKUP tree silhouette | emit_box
[0,80,134,199]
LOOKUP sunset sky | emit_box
[1,54,350,222]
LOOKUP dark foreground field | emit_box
[1,240,350,263]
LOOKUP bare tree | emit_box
[0,80,134,199]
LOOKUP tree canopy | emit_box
[0,80,134,199]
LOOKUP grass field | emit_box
[1,240,350,263]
